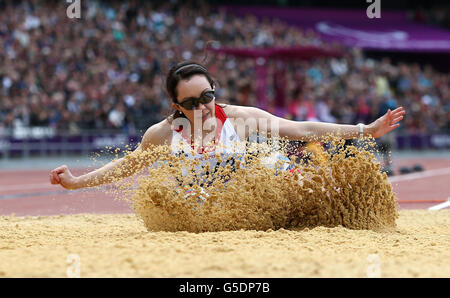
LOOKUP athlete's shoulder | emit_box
[222,104,269,118]
[222,104,250,116]
[141,119,172,148]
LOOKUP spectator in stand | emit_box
[0,0,448,141]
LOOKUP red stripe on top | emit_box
[214,104,226,143]
[215,104,227,125]
[175,104,227,154]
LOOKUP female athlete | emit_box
[50,61,405,189]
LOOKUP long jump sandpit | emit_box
[1,210,448,278]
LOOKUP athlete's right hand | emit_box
[49,165,79,190]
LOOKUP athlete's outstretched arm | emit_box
[49,121,169,190]
[229,105,405,141]
[282,106,405,140]
[49,145,146,190]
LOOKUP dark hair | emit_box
[165,61,218,122]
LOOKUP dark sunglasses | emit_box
[177,90,215,110]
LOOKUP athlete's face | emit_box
[173,74,215,124]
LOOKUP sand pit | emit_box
[0,210,449,278]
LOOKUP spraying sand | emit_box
[93,136,397,232]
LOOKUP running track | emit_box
[1,158,449,216]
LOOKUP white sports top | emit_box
[171,104,292,182]
[171,104,245,177]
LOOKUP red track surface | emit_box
[1,158,449,216]
[388,158,450,209]
[0,168,133,216]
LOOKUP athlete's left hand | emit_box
[367,107,406,138]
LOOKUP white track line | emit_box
[428,198,450,210]
[388,167,450,183]
[1,183,56,192]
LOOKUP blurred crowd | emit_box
[0,0,449,136]
[409,5,450,30]
[281,54,449,134]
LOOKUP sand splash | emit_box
[98,136,398,232]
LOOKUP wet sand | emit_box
[1,210,449,278]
